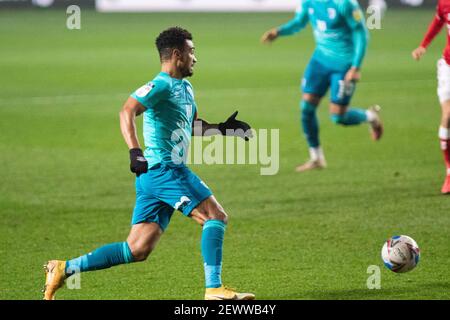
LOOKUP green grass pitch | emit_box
[1,9,449,300]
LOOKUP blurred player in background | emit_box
[261,0,383,172]
[43,27,255,300]
[412,0,450,194]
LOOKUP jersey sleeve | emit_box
[420,4,445,49]
[340,0,369,68]
[130,77,170,109]
[277,0,309,36]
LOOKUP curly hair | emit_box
[155,27,193,61]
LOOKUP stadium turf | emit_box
[0,9,449,300]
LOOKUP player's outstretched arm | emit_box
[193,111,253,141]
[413,8,444,61]
[120,97,148,176]
[261,2,309,44]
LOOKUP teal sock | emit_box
[65,242,134,275]
[301,100,320,148]
[201,220,226,288]
[331,108,368,126]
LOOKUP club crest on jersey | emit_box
[328,8,336,20]
[352,9,362,22]
[136,83,155,98]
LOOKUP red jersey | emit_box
[420,0,450,65]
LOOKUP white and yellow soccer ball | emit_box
[381,235,420,273]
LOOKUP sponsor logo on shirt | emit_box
[328,8,336,20]
[135,83,155,98]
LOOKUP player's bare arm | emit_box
[120,96,145,149]
[120,96,148,176]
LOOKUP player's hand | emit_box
[219,111,253,141]
[345,67,361,83]
[129,148,148,177]
[261,28,278,44]
[412,46,426,61]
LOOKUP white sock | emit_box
[439,126,450,139]
[309,147,325,162]
[366,110,377,123]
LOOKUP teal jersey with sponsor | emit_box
[130,72,197,168]
[277,0,368,69]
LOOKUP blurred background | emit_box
[0,0,439,10]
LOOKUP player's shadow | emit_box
[264,282,450,300]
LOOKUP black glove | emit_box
[218,111,253,141]
[129,148,148,177]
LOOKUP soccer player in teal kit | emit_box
[262,0,383,172]
[43,27,255,300]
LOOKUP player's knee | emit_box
[129,243,152,262]
[301,100,317,116]
[443,106,450,121]
[207,208,228,224]
[303,94,320,105]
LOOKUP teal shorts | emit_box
[132,163,213,231]
[302,55,355,106]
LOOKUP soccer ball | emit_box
[381,235,420,273]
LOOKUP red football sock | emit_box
[440,138,450,175]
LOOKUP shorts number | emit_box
[317,20,327,32]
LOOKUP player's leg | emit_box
[437,59,450,194]
[64,222,162,272]
[43,173,169,300]
[189,196,254,300]
[126,222,163,261]
[439,100,450,194]
[190,196,228,290]
[160,165,253,300]
[329,102,368,125]
[329,73,383,140]
[296,58,330,172]
[43,223,162,300]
